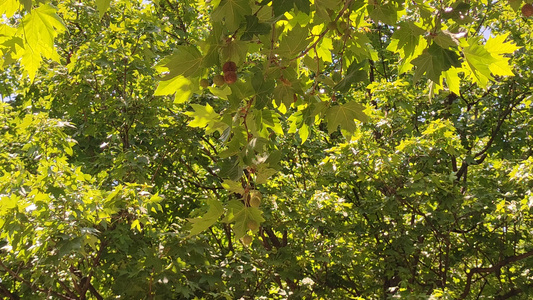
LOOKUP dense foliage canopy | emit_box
[0,0,532,298]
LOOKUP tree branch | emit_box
[0,260,74,300]
[459,249,533,299]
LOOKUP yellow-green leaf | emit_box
[95,0,111,18]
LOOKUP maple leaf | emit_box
[325,102,367,134]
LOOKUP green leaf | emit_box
[484,33,520,56]
[277,25,310,58]
[158,46,203,80]
[187,199,224,237]
[212,0,252,31]
[19,0,30,11]
[272,0,310,15]
[0,0,20,18]
[220,39,248,64]
[462,38,496,85]
[241,15,271,41]
[294,0,311,14]
[18,3,66,80]
[412,43,461,83]
[273,82,295,107]
[154,75,193,103]
[255,163,277,184]
[184,103,228,134]
[388,21,425,57]
[222,180,245,194]
[315,0,341,10]
[334,60,368,93]
[95,0,111,18]
[223,200,265,239]
[443,67,460,95]
[432,31,459,49]
[368,2,397,26]
[252,71,275,109]
[325,102,367,134]
[484,33,519,77]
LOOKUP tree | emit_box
[0,0,532,298]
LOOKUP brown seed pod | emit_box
[213,74,225,86]
[247,220,259,231]
[223,61,237,73]
[224,71,237,84]
[523,3,533,17]
[242,235,253,246]
[199,79,209,88]
[249,190,262,207]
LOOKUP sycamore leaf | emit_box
[212,0,251,32]
[294,0,311,14]
[158,46,203,80]
[485,33,519,77]
[432,31,459,49]
[272,0,311,16]
[0,0,20,18]
[184,103,219,127]
[443,67,461,95]
[388,21,425,57]
[154,75,192,103]
[273,82,295,107]
[255,163,277,184]
[187,199,224,237]
[334,60,367,93]
[241,15,271,41]
[277,25,310,58]
[412,43,460,83]
[220,39,248,64]
[252,71,275,109]
[368,2,397,25]
[95,0,111,18]
[325,102,367,134]
[252,109,284,137]
[488,57,514,77]
[18,4,66,81]
[272,0,296,16]
[316,36,333,62]
[462,38,496,85]
[222,200,265,239]
[19,0,30,11]
[315,0,341,10]
[485,33,520,56]
[222,180,245,194]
